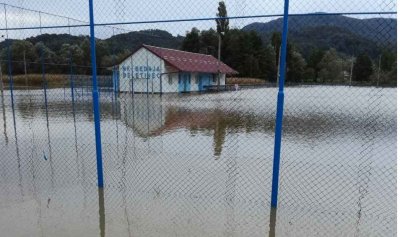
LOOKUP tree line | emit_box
[181,27,396,85]
[1,30,396,86]
[0,36,126,76]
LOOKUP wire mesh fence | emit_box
[0,0,397,236]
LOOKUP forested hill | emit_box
[242,14,396,57]
[1,15,395,65]
[0,29,183,67]
[106,29,184,54]
[24,29,184,54]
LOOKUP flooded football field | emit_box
[0,86,396,237]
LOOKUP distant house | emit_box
[115,44,238,93]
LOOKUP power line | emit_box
[0,11,396,31]
[0,2,130,33]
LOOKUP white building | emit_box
[116,44,238,93]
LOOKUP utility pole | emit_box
[217,33,222,91]
[276,46,281,87]
[377,54,381,87]
[342,58,345,82]
[349,56,354,86]
[0,63,3,96]
[216,0,228,91]
[23,50,28,88]
[0,35,4,96]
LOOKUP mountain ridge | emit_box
[242,14,396,57]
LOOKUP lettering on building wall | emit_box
[121,65,161,80]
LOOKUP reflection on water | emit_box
[98,188,105,237]
[120,94,276,158]
[269,207,277,237]
[0,87,396,237]
[1,88,8,144]
[10,89,24,200]
[224,132,239,236]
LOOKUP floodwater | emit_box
[0,86,396,237]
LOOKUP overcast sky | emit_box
[0,0,396,39]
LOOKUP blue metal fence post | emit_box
[89,0,104,188]
[271,0,290,208]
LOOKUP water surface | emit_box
[0,86,396,236]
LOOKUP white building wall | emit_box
[120,93,166,135]
[161,73,179,93]
[209,74,226,86]
[190,72,198,92]
[177,72,226,92]
[119,47,165,93]
[220,74,226,85]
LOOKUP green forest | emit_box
[0,2,396,85]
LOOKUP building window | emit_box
[168,74,173,85]
[195,74,199,84]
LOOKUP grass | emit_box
[1,74,71,87]
[2,75,266,88]
[0,74,115,89]
[226,77,267,85]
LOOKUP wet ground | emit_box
[0,86,396,236]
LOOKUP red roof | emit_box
[142,44,238,74]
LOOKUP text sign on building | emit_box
[122,65,161,80]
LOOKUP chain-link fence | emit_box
[0,0,396,236]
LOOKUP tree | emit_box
[181,28,201,53]
[216,1,229,89]
[318,48,343,82]
[307,48,325,82]
[388,62,397,84]
[218,29,276,80]
[216,1,229,36]
[95,40,109,74]
[271,32,282,68]
[259,45,277,82]
[353,52,373,82]
[80,37,91,74]
[286,44,306,83]
[380,50,396,72]
[34,42,58,73]
[221,29,242,74]
[4,40,37,75]
[59,43,84,73]
[199,28,218,56]
[371,50,397,85]
[242,31,265,78]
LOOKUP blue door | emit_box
[179,75,184,92]
[179,73,191,93]
[198,73,212,91]
[184,74,191,92]
[112,68,119,93]
[198,76,203,91]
